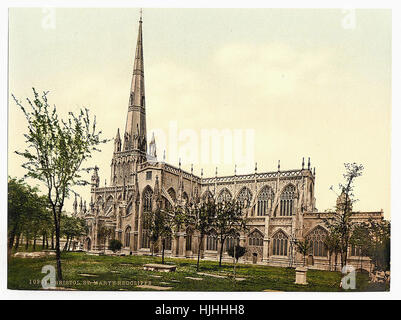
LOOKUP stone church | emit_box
[73,16,384,272]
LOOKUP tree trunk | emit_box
[162,240,165,265]
[33,233,37,251]
[196,235,203,272]
[15,233,20,250]
[219,238,225,267]
[42,233,46,249]
[51,231,54,250]
[46,233,49,249]
[25,233,29,250]
[54,215,63,281]
[63,236,69,251]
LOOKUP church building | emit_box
[74,16,384,272]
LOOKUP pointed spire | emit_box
[234,164,237,176]
[124,11,147,153]
[255,162,257,173]
[308,157,311,170]
[114,128,121,152]
[278,160,281,172]
[302,157,305,169]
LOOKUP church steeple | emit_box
[123,13,147,155]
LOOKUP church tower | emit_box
[123,14,147,159]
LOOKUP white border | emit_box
[1,0,400,300]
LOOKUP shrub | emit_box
[109,239,123,253]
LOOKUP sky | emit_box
[8,8,391,218]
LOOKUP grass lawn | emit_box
[8,252,387,292]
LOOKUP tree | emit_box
[324,163,364,269]
[143,205,187,264]
[61,214,87,251]
[213,200,248,267]
[97,221,113,253]
[295,239,312,266]
[109,239,123,253]
[8,177,50,253]
[324,231,341,271]
[12,88,107,280]
[351,218,390,272]
[227,245,246,279]
[190,200,216,272]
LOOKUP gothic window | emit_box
[167,188,176,204]
[248,230,264,246]
[217,188,232,203]
[206,230,218,251]
[279,185,296,216]
[164,196,173,211]
[141,229,150,249]
[257,186,274,216]
[226,232,240,251]
[272,230,288,256]
[146,171,152,180]
[143,187,153,212]
[164,235,172,251]
[186,228,193,251]
[237,187,252,209]
[350,245,367,257]
[182,192,189,205]
[124,226,131,247]
[126,202,133,216]
[306,227,328,257]
[201,190,213,202]
[104,196,113,214]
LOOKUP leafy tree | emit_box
[351,218,390,272]
[295,239,312,266]
[12,88,107,280]
[143,205,187,264]
[213,200,248,267]
[109,239,123,253]
[8,177,50,253]
[61,214,87,251]
[97,221,113,253]
[189,200,216,272]
[227,245,246,279]
[324,231,341,271]
[324,162,364,269]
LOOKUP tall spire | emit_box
[124,12,147,155]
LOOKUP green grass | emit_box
[8,252,387,291]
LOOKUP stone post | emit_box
[295,267,308,285]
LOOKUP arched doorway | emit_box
[85,238,92,251]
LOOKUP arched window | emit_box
[226,232,240,251]
[217,188,232,203]
[124,226,131,247]
[206,230,218,251]
[279,185,296,216]
[248,230,264,246]
[143,187,153,212]
[167,188,176,203]
[105,196,113,214]
[257,186,274,216]
[272,230,288,256]
[202,190,213,202]
[182,192,189,205]
[307,227,328,257]
[237,187,252,208]
[164,235,172,251]
[126,202,132,216]
[186,227,193,251]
